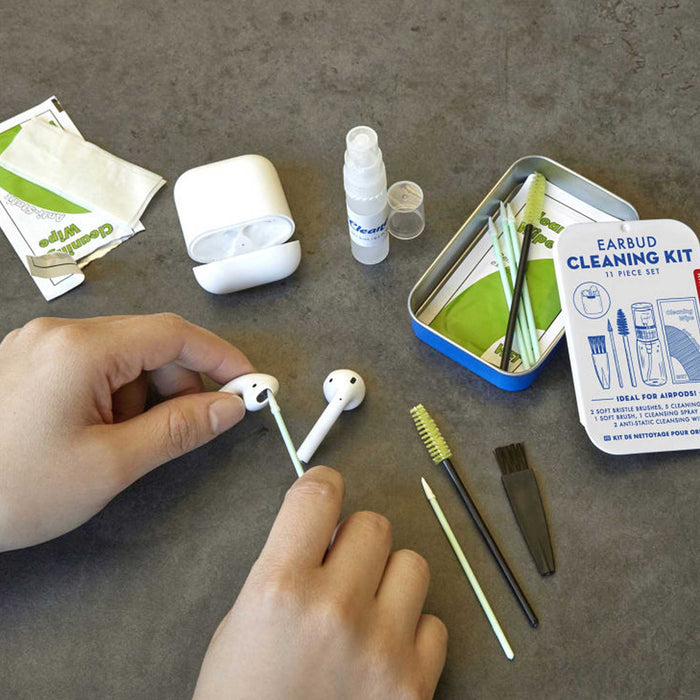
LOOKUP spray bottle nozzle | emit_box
[346,126,380,167]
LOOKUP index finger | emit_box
[93,313,255,387]
[258,466,345,570]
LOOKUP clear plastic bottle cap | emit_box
[387,181,425,240]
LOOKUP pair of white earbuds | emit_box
[219,370,365,463]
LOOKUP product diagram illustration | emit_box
[573,282,610,319]
[631,302,667,387]
[585,298,700,392]
[657,297,700,383]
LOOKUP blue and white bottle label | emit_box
[347,208,388,247]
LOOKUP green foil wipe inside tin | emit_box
[430,259,561,358]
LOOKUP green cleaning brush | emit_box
[411,403,452,462]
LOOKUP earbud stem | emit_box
[297,398,345,464]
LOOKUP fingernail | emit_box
[209,394,246,434]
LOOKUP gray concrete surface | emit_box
[0,1,698,698]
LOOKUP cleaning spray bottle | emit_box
[343,126,389,264]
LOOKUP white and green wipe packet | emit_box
[0,96,164,300]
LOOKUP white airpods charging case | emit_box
[174,155,301,294]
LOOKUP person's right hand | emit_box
[194,466,448,699]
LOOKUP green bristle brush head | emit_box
[522,172,546,228]
[410,404,452,464]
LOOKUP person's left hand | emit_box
[0,313,254,551]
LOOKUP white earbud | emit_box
[297,369,366,463]
[219,373,280,411]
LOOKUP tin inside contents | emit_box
[417,173,619,373]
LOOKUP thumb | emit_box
[105,392,246,483]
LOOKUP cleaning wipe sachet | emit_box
[0,115,165,230]
[0,97,160,300]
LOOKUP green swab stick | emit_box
[421,477,514,661]
[488,218,533,369]
[266,390,305,478]
[497,207,538,365]
[505,201,541,361]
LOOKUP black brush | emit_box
[494,443,555,576]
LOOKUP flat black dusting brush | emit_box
[494,443,555,576]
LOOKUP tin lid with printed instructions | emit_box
[552,219,700,455]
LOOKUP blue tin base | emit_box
[412,319,556,391]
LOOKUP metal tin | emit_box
[407,156,639,391]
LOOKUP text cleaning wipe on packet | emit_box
[553,218,700,455]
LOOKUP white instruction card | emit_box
[0,96,142,300]
[553,218,700,455]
